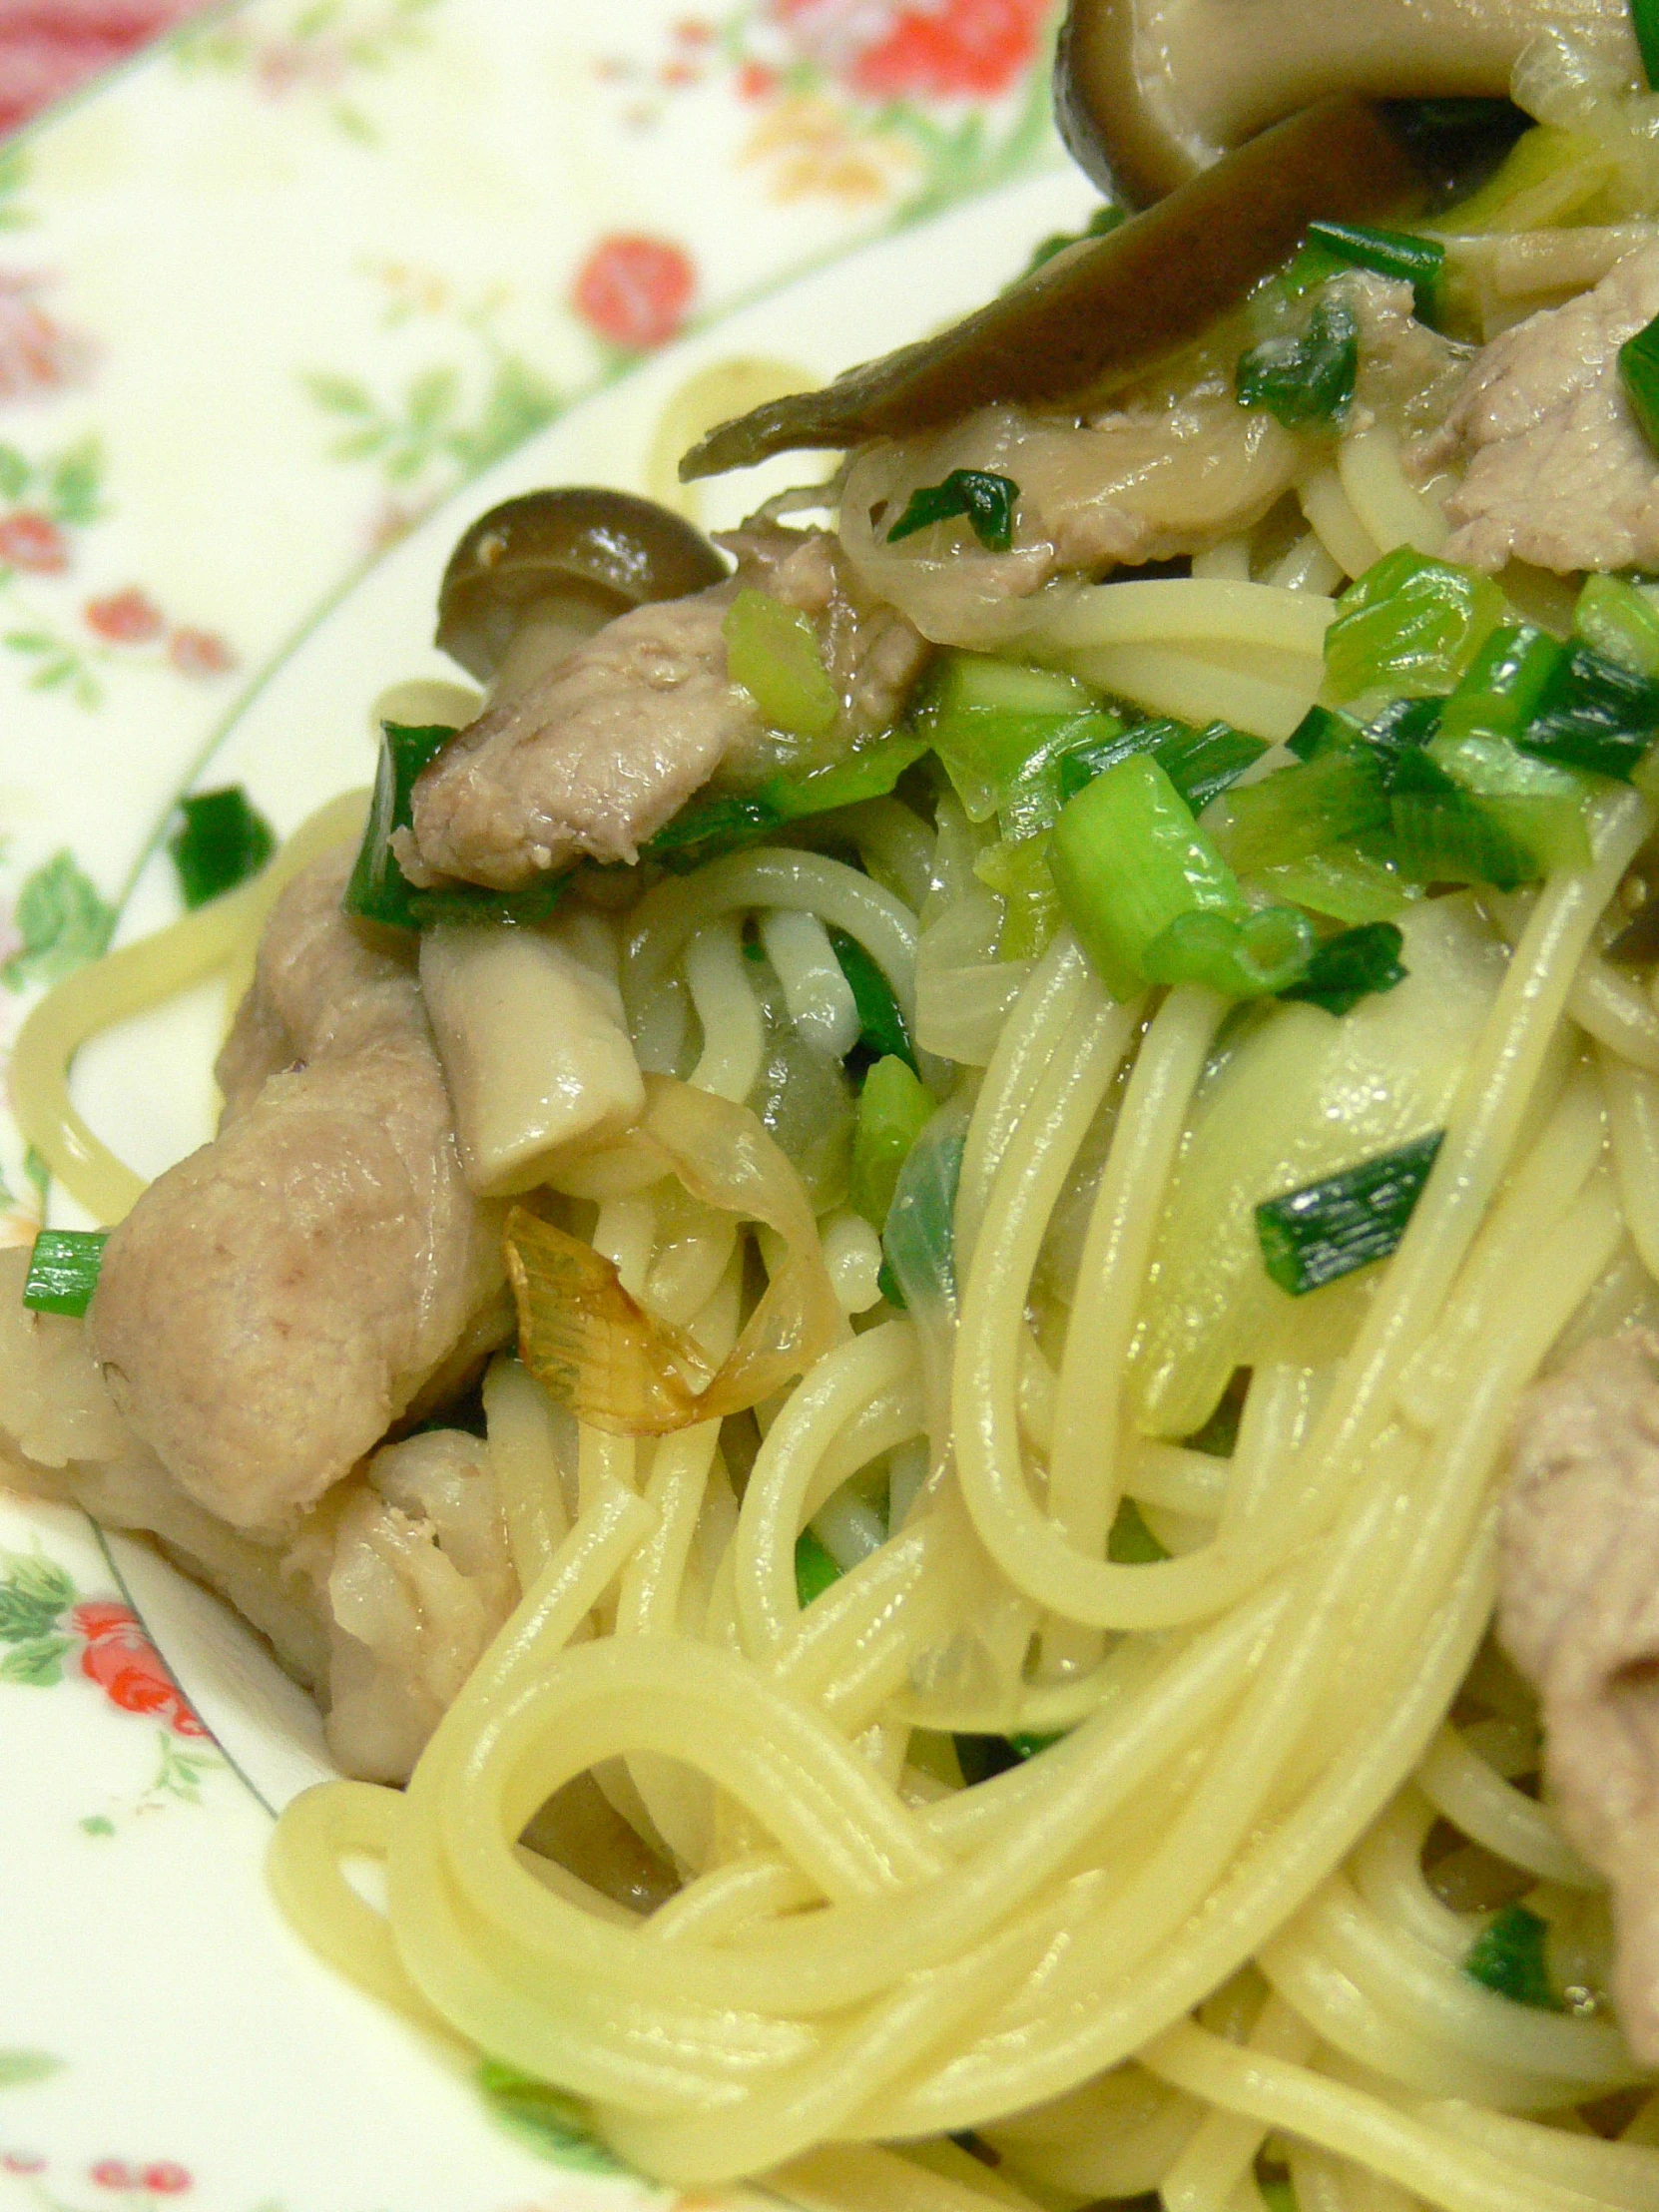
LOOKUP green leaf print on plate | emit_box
[2,851,114,990]
[0,2049,62,2088]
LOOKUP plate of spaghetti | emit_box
[12,5,1659,2211]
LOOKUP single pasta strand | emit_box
[1600,1043,1659,1282]
[483,1353,574,1585]
[1338,426,1449,558]
[1300,466,1383,580]
[1412,1724,1596,1891]
[1031,576,1336,658]
[685,916,767,1101]
[1160,1991,1316,2212]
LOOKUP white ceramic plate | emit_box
[0,5,1093,2203]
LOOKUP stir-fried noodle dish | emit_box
[28,9,1659,2206]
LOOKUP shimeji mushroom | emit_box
[1056,0,1640,207]
[681,98,1429,478]
[436,486,727,701]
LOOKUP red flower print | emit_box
[142,2163,193,2194]
[0,273,91,402]
[0,5,206,138]
[1,2152,45,2175]
[766,0,1046,100]
[0,509,67,572]
[571,236,696,352]
[167,627,236,678]
[85,589,164,645]
[738,59,780,98]
[674,15,716,41]
[74,1603,207,1739]
[91,2160,138,2189]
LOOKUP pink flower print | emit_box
[166,626,236,677]
[90,2160,140,2189]
[765,0,1047,100]
[0,509,68,571]
[0,4,208,138]
[738,59,780,98]
[0,272,90,402]
[85,588,164,644]
[572,236,696,352]
[142,2163,193,2194]
[0,2152,46,2175]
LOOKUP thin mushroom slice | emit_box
[1057,0,1637,209]
[679,99,1428,482]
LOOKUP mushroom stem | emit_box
[487,590,620,709]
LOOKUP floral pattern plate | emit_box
[0,3,1101,2207]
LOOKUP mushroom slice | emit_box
[436,486,728,698]
[1056,0,1635,209]
[679,99,1426,480]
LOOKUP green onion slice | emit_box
[1300,220,1445,316]
[1279,920,1406,1016]
[1622,309,1659,450]
[886,469,1019,554]
[344,724,569,931]
[23,1228,109,1319]
[1235,299,1360,428]
[169,787,276,910]
[647,731,928,871]
[1256,1129,1443,1297]
[1637,0,1659,88]
[1518,640,1659,782]
[830,926,915,1071]
[722,588,838,740]
[795,1527,841,1609]
[1463,1904,1564,2011]
[1139,905,1317,999]
[1325,549,1504,707]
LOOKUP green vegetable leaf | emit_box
[1108,1497,1169,1564]
[3,849,114,990]
[887,468,1019,554]
[169,787,276,909]
[830,927,915,1071]
[1279,921,1407,1017]
[1256,1130,1443,1297]
[1236,300,1359,428]
[795,1528,841,1609]
[1463,1904,1563,2010]
[0,1634,72,1686]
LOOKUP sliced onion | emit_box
[506,1075,840,1436]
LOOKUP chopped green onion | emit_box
[1620,308,1659,449]
[1463,1905,1563,2010]
[1209,748,1389,874]
[1017,203,1125,279]
[1518,640,1659,782]
[1256,1130,1443,1297]
[1635,0,1659,89]
[1325,549,1504,706]
[795,1527,841,1609]
[22,1228,108,1319]
[722,588,838,739]
[1574,573,1659,677]
[914,651,1113,827]
[974,832,1062,961]
[1299,221,1445,318]
[850,1054,935,1228]
[1279,921,1407,1016]
[1286,705,1365,762]
[952,1730,1064,1786]
[887,469,1019,554]
[1427,730,1593,873]
[1362,695,1446,766]
[1235,300,1360,429]
[1384,746,1539,890]
[1437,624,1564,746]
[647,731,929,871]
[1048,754,1246,1001]
[1056,715,1266,815]
[344,724,568,931]
[1139,905,1317,999]
[168,787,276,909]
[830,927,915,1071]
[876,1255,906,1309]
[1108,1496,1171,1564]
[1245,844,1417,926]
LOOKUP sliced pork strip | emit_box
[406,585,759,891]
[1432,241,1659,575]
[1499,1328,1659,2061]
[86,850,509,1536]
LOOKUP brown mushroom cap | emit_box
[435,487,728,683]
[1057,0,1636,209]
[680,98,1427,480]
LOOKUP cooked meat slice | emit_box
[718,521,931,743]
[0,1247,518,1783]
[1432,242,1659,575]
[1499,1328,1659,2060]
[407,585,760,890]
[86,850,509,1536]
